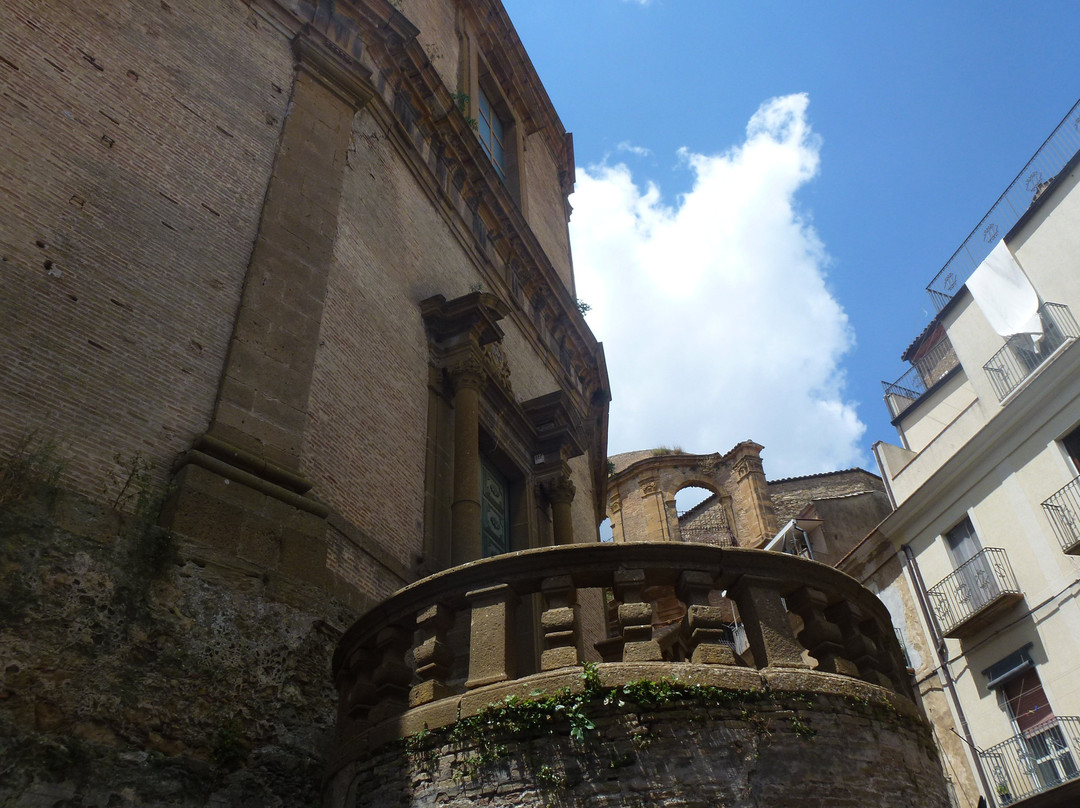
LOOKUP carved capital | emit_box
[639,476,660,497]
[544,474,576,506]
[608,492,622,515]
[732,455,764,482]
[449,357,486,393]
[482,342,512,394]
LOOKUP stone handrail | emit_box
[331,543,912,746]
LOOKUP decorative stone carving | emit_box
[640,476,660,497]
[448,356,486,392]
[482,342,512,394]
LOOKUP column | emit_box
[547,473,576,546]
[450,358,485,566]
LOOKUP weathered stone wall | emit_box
[767,468,885,524]
[332,690,949,808]
[607,445,776,547]
[0,487,353,806]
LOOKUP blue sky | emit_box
[500,0,1080,479]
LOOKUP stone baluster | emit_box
[368,625,414,724]
[859,616,908,695]
[785,587,858,676]
[540,575,579,671]
[465,583,518,689]
[825,601,893,689]
[337,647,377,726]
[614,569,661,662]
[677,570,736,665]
[411,604,456,707]
[728,576,807,669]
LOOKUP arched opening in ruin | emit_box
[675,485,715,516]
[675,483,735,547]
[598,517,613,542]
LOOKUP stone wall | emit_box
[332,688,949,808]
[767,468,885,524]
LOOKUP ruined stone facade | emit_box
[606,445,889,567]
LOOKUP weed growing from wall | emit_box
[0,431,65,507]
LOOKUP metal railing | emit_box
[1043,475,1080,553]
[927,98,1080,310]
[981,716,1080,806]
[882,335,960,418]
[984,303,1079,400]
[925,548,1020,636]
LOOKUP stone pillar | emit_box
[729,576,807,669]
[450,358,485,566]
[608,491,624,543]
[465,583,518,689]
[206,30,373,472]
[547,474,576,546]
[164,29,373,585]
[731,442,777,545]
[639,476,670,542]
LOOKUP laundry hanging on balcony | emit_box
[966,239,1044,346]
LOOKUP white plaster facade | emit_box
[847,122,1080,808]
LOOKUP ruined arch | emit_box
[605,442,778,548]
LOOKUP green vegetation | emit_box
[650,445,684,456]
[0,430,65,507]
[401,664,833,793]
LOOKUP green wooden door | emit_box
[480,458,510,557]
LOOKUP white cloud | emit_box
[570,93,866,478]
[616,141,652,157]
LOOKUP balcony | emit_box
[882,335,960,419]
[980,716,1080,807]
[1042,475,1080,554]
[926,548,1022,638]
[925,99,1080,311]
[984,303,1080,401]
[330,544,913,749]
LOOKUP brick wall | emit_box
[0,0,292,495]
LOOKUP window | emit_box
[1062,423,1080,473]
[985,649,1079,789]
[946,516,1001,613]
[476,86,507,181]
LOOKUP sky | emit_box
[500,0,1080,482]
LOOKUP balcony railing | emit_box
[925,548,1022,638]
[1042,475,1080,554]
[926,98,1080,311]
[882,335,960,419]
[980,716,1080,806]
[983,303,1079,401]
[331,543,913,751]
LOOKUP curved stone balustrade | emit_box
[329,544,912,764]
